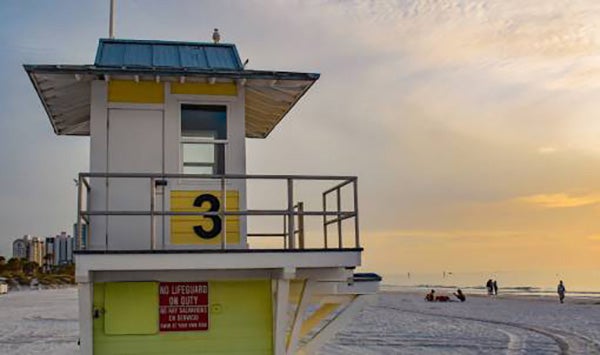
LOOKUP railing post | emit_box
[353,178,360,248]
[150,177,156,250]
[161,178,165,249]
[322,193,328,249]
[287,178,295,249]
[337,187,342,249]
[283,215,288,249]
[298,202,305,249]
[77,174,83,251]
[105,173,109,251]
[85,178,91,249]
[221,176,227,250]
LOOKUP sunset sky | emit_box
[1,1,600,275]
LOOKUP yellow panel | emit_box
[289,280,306,305]
[300,303,341,338]
[171,82,238,96]
[170,190,240,245]
[104,282,159,335]
[286,280,307,347]
[93,280,272,355]
[108,80,164,103]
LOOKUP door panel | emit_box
[107,109,163,250]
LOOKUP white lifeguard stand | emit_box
[25,38,379,355]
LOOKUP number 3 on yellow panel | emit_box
[193,194,222,239]
[170,190,240,245]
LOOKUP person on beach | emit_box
[486,279,493,296]
[557,280,566,303]
[435,295,451,302]
[454,289,466,302]
[493,280,498,296]
[425,289,435,302]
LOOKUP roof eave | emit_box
[23,64,320,81]
[250,78,318,139]
[23,65,61,135]
[24,64,321,138]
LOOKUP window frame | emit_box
[178,102,230,175]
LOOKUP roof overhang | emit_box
[24,65,319,138]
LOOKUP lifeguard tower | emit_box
[25,36,379,354]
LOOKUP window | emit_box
[181,105,227,174]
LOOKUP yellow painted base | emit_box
[93,280,273,355]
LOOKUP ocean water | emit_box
[381,269,600,298]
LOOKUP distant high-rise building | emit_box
[44,237,56,272]
[29,237,44,265]
[53,232,75,265]
[12,235,44,265]
[12,232,75,272]
[12,238,27,259]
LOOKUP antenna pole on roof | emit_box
[109,0,116,39]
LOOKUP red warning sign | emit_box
[159,282,209,332]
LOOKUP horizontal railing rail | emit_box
[82,210,355,216]
[80,172,357,180]
[76,173,359,252]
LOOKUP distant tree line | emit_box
[0,255,75,288]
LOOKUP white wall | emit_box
[88,80,247,250]
[163,82,248,248]
[89,81,108,250]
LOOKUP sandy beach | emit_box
[0,288,79,355]
[1,288,599,354]
[321,291,600,354]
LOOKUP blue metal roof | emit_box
[94,38,243,70]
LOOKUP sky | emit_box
[1,0,600,276]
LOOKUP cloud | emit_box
[368,229,526,241]
[3,0,600,272]
[537,146,558,154]
[325,0,600,156]
[516,192,600,208]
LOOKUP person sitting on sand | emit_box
[425,289,435,302]
[435,295,451,302]
[454,289,466,302]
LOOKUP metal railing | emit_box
[323,179,359,249]
[76,173,359,251]
[246,202,305,249]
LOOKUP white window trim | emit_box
[177,99,232,180]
